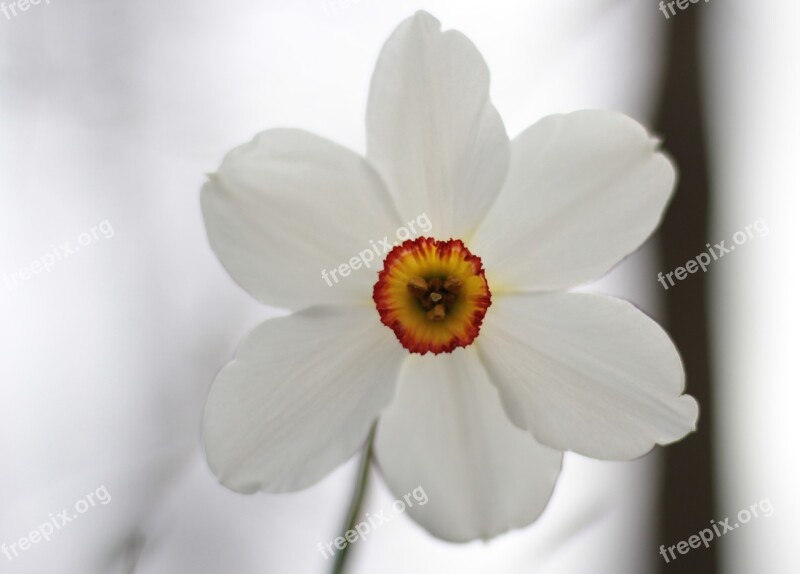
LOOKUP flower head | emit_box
[201,11,698,542]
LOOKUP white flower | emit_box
[200,11,698,542]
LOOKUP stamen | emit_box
[443,276,462,293]
[427,304,446,321]
[407,276,428,296]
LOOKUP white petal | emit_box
[203,305,406,493]
[375,348,562,542]
[471,110,676,292]
[202,129,401,310]
[366,11,510,239]
[477,293,698,460]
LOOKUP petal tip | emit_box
[410,9,441,29]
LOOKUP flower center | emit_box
[373,237,491,355]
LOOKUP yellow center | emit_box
[373,237,491,355]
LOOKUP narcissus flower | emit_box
[201,10,698,542]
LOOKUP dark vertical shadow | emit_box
[655,6,718,574]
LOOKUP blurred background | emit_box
[0,0,797,572]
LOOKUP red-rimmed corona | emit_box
[373,237,491,355]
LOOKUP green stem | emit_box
[331,423,376,574]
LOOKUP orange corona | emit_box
[373,237,492,355]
